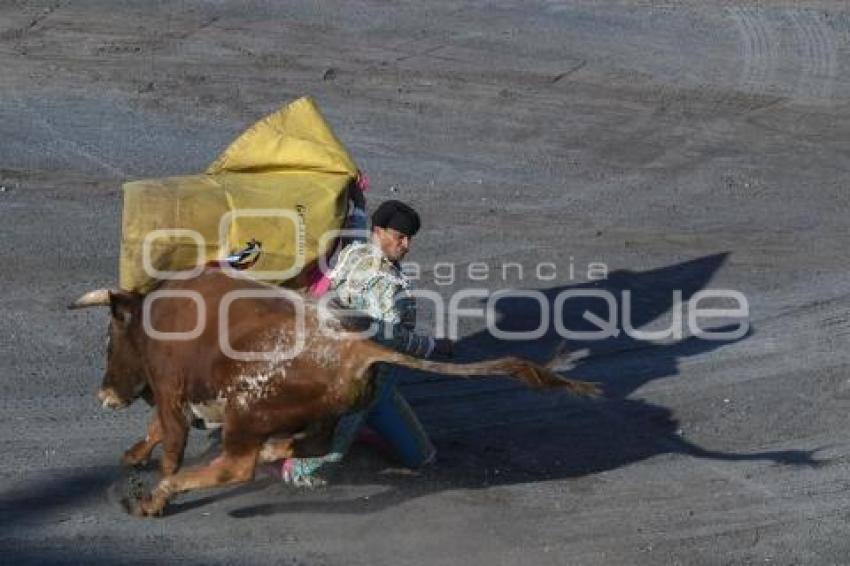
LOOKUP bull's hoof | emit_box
[122,495,166,518]
[121,452,149,468]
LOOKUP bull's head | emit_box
[69,289,148,409]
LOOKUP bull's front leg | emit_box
[122,411,163,468]
[126,446,260,517]
[157,402,190,477]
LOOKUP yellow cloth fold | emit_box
[119,97,358,293]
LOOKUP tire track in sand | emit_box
[786,9,838,102]
[728,7,779,97]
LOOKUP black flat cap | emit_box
[371,200,421,237]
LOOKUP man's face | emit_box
[373,226,411,262]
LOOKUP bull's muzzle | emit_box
[97,387,127,409]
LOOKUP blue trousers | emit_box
[284,363,435,481]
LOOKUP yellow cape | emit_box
[119,97,358,293]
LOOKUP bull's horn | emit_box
[68,289,112,309]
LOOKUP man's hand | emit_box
[433,338,455,359]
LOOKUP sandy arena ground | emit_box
[2,1,850,564]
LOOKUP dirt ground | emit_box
[2,1,850,564]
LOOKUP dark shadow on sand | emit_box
[5,254,815,529]
[227,252,821,519]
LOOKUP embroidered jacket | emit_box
[329,241,435,358]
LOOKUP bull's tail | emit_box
[363,343,601,398]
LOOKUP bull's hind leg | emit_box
[258,436,296,462]
[126,440,262,517]
[122,411,163,468]
[257,420,336,463]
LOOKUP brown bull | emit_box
[70,268,600,517]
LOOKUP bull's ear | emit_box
[109,290,140,325]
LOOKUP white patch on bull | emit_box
[220,309,344,411]
[246,328,303,366]
[229,365,287,411]
[318,315,345,336]
[302,336,341,369]
[189,397,226,429]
